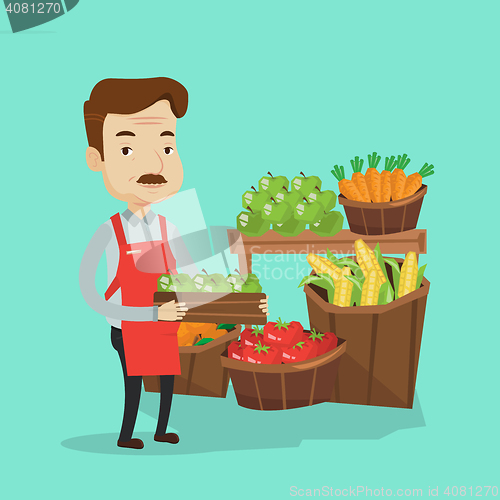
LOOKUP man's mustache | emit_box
[137,174,167,184]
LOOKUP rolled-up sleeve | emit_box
[79,223,158,322]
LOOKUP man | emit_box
[80,78,237,450]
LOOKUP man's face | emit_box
[87,100,183,206]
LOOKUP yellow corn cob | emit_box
[333,267,353,307]
[306,254,343,281]
[360,269,380,306]
[354,239,386,284]
[398,251,418,297]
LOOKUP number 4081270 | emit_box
[5,3,62,14]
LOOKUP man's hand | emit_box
[259,295,270,316]
[158,300,188,321]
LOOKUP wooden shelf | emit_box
[228,229,426,274]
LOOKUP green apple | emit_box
[237,209,271,237]
[292,172,322,195]
[241,281,263,293]
[202,279,233,293]
[193,274,209,290]
[261,198,293,224]
[227,271,245,292]
[170,274,196,292]
[275,188,302,208]
[240,273,262,293]
[306,188,337,212]
[258,172,289,198]
[157,274,173,291]
[310,211,344,237]
[273,218,307,237]
[209,273,226,284]
[242,186,271,212]
[293,198,323,224]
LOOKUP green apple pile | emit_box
[236,172,344,237]
[157,270,262,293]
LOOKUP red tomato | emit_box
[305,330,338,355]
[228,341,245,361]
[243,341,282,364]
[282,339,318,364]
[320,332,338,354]
[240,326,264,348]
[263,319,304,347]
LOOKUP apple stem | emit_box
[246,205,254,214]
[202,268,208,275]
[303,197,309,204]
[282,185,288,192]
[270,197,276,203]
[300,171,307,178]
[211,279,217,284]
[315,186,321,192]
[267,171,274,178]
[234,268,241,276]
[251,186,257,192]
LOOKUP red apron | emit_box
[104,212,181,376]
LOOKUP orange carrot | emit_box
[402,163,434,198]
[350,156,371,203]
[381,156,397,202]
[391,154,411,200]
[331,165,363,201]
[365,152,381,202]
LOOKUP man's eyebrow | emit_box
[160,131,175,137]
[116,131,136,137]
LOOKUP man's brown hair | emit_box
[84,77,188,159]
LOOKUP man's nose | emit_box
[145,149,164,174]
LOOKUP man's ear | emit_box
[86,147,104,172]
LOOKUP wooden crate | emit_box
[154,291,267,325]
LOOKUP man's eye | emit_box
[121,147,133,156]
[164,147,174,155]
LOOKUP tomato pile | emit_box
[228,319,338,365]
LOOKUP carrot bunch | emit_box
[331,152,434,203]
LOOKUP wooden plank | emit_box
[228,229,426,256]
[172,312,266,324]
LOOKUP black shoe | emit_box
[117,438,144,449]
[154,433,180,444]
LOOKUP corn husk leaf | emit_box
[298,275,324,288]
[378,280,394,305]
[326,249,339,263]
[373,243,390,282]
[298,273,336,304]
[345,275,363,306]
[416,264,427,289]
[318,273,336,303]
[383,257,401,300]
[335,257,364,280]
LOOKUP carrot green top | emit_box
[350,156,365,173]
[331,165,347,181]
[384,155,397,172]
[368,151,381,169]
[395,153,411,170]
[418,162,435,178]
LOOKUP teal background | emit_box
[2,0,499,498]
